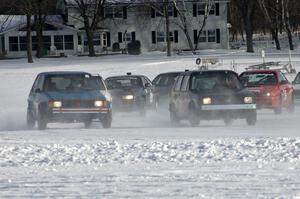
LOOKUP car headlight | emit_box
[244,97,253,104]
[265,92,271,97]
[202,97,212,105]
[94,100,105,107]
[49,101,62,108]
[122,95,134,100]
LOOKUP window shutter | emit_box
[193,30,198,44]
[215,3,220,16]
[151,7,155,18]
[193,4,197,17]
[174,6,178,18]
[174,30,178,43]
[216,29,220,43]
[152,31,156,44]
[118,32,123,43]
[131,32,136,41]
[107,32,111,47]
[123,6,127,19]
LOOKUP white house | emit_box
[66,0,230,53]
[0,15,79,58]
[0,0,230,58]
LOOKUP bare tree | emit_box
[232,0,256,53]
[172,0,212,53]
[258,0,281,50]
[281,0,294,50]
[69,0,106,57]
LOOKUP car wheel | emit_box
[139,106,146,117]
[102,112,112,129]
[246,110,257,126]
[170,110,180,125]
[274,107,282,114]
[26,110,35,129]
[188,110,199,127]
[84,120,92,128]
[224,118,233,126]
[287,96,295,113]
[37,111,48,130]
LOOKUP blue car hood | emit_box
[45,90,108,101]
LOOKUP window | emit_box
[124,33,132,42]
[54,35,63,50]
[208,30,216,42]
[9,37,18,51]
[154,6,173,17]
[180,76,190,91]
[43,36,51,50]
[20,36,27,51]
[197,4,206,15]
[197,3,215,15]
[199,30,206,43]
[32,36,37,51]
[169,32,174,42]
[174,75,183,91]
[105,7,124,19]
[64,35,74,50]
[157,32,165,42]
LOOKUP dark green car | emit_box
[169,70,257,126]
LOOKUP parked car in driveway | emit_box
[240,69,294,114]
[169,70,257,126]
[105,73,157,116]
[27,71,112,130]
[292,72,300,100]
[152,71,182,107]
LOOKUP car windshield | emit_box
[153,73,180,87]
[240,73,278,87]
[294,73,300,84]
[43,74,105,92]
[106,77,142,89]
[190,71,242,92]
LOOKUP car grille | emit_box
[62,100,94,108]
[212,96,242,105]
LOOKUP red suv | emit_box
[240,70,294,114]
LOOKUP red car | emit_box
[240,70,294,114]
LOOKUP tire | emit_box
[26,110,35,129]
[84,120,92,128]
[139,106,146,117]
[274,107,282,115]
[287,96,295,113]
[246,110,257,126]
[188,110,199,127]
[170,110,180,125]
[224,118,233,126]
[102,112,112,129]
[37,110,47,130]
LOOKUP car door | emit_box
[177,75,190,117]
[28,75,45,116]
[278,72,292,106]
[171,75,184,117]
[142,76,154,105]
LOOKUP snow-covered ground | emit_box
[1,50,300,198]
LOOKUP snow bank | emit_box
[1,138,299,168]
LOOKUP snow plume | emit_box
[0,138,299,167]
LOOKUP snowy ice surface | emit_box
[1,50,300,198]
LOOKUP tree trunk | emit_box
[86,29,96,57]
[271,29,281,50]
[26,15,33,63]
[282,0,294,50]
[165,1,171,57]
[244,15,254,52]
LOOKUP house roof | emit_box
[0,15,78,35]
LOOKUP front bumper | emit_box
[112,99,145,112]
[48,107,110,122]
[198,104,256,120]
